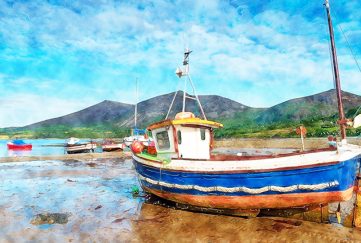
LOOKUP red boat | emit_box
[7,140,32,150]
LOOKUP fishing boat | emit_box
[7,139,32,150]
[65,137,97,154]
[102,139,125,152]
[132,0,361,212]
[124,129,152,147]
[123,79,153,147]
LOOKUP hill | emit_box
[24,91,252,129]
[26,100,134,129]
[256,89,361,124]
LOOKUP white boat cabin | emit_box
[147,112,223,160]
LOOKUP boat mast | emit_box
[134,78,138,129]
[175,49,207,120]
[182,50,190,113]
[324,0,346,141]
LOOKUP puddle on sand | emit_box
[31,213,71,225]
[1,158,361,242]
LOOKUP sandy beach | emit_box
[0,154,361,242]
[1,138,361,242]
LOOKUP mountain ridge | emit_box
[6,89,361,130]
[256,89,361,123]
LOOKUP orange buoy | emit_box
[131,141,144,154]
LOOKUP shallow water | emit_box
[1,158,361,242]
[0,139,103,157]
[0,158,141,242]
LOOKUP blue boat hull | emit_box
[133,155,360,209]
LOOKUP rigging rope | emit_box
[353,106,361,118]
[166,90,179,119]
[330,1,361,74]
[165,73,184,119]
[337,24,361,74]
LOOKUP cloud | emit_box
[0,93,97,127]
[0,0,360,127]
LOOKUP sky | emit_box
[0,0,361,127]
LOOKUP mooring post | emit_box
[354,172,361,228]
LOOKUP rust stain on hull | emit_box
[145,186,355,210]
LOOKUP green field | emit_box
[0,125,130,139]
[1,112,360,139]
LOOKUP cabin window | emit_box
[156,131,170,150]
[177,130,182,144]
[200,128,206,140]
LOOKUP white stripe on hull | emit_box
[137,174,339,194]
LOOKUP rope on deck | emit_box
[137,174,339,194]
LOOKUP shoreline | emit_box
[0,151,131,163]
[214,137,361,149]
[1,137,360,163]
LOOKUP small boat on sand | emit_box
[124,129,153,147]
[102,139,125,152]
[7,139,32,150]
[132,1,361,214]
[65,137,97,154]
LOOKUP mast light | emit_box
[175,67,183,78]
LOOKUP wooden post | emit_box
[300,132,305,151]
[296,126,307,151]
[354,174,361,228]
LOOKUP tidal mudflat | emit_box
[1,157,361,242]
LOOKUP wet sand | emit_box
[1,157,361,242]
[0,151,131,163]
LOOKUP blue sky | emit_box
[0,0,361,127]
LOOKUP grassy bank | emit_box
[214,137,361,149]
[1,115,361,139]
[214,114,361,139]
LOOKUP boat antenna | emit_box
[324,0,347,142]
[134,78,138,129]
[174,49,207,120]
